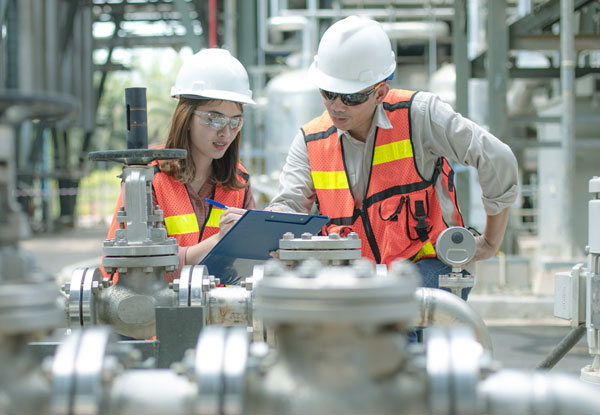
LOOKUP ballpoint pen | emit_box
[204,198,230,210]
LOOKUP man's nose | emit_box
[330,95,346,110]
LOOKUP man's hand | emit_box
[263,205,286,212]
[466,207,510,267]
[471,234,499,263]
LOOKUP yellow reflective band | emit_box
[311,171,349,190]
[412,241,436,262]
[372,140,413,166]
[206,207,224,228]
[164,213,200,235]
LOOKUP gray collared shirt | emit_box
[269,91,518,224]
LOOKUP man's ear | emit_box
[375,83,390,103]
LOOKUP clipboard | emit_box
[199,209,329,285]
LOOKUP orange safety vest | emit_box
[303,89,463,265]
[152,164,249,244]
[104,163,249,280]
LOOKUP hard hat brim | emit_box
[171,89,256,105]
[308,61,392,94]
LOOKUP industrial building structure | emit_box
[1,1,600,414]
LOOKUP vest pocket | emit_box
[377,195,406,222]
[406,193,433,242]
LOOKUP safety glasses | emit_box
[319,83,383,106]
[193,110,244,131]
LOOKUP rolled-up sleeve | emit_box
[411,92,519,216]
[269,130,316,213]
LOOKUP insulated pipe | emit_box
[536,325,586,369]
[561,0,576,257]
[414,287,493,354]
[479,370,600,415]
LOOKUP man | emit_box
[268,15,518,298]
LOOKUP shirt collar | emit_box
[335,104,393,145]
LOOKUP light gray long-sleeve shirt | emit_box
[269,91,518,225]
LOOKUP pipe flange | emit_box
[279,232,361,250]
[0,279,63,334]
[278,248,362,261]
[426,327,483,415]
[102,243,179,257]
[278,233,361,264]
[68,267,102,328]
[101,255,179,272]
[176,265,210,307]
[255,259,419,324]
[51,327,127,415]
[194,326,249,415]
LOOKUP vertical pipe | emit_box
[5,0,19,89]
[17,0,34,91]
[81,2,94,132]
[32,0,44,90]
[428,1,437,80]
[237,0,258,171]
[45,0,58,92]
[560,0,576,258]
[304,0,318,69]
[224,0,237,55]
[453,0,469,117]
[209,0,217,47]
[71,6,82,127]
[257,0,267,80]
[486,0,508,140]
[0,0,8,26]
[270,0,279,17]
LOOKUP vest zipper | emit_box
[360,207,381,264]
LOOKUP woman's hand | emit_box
[218,207,246,238]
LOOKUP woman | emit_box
[106,48,256,281]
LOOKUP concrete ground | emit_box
[19,224,593,378]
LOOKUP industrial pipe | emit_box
[480,370,600,415]
[415,287,493,354]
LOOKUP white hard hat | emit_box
[308,16,396,93]
[171,48,255,105]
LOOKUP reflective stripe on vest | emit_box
[304,89,462,265]
[311,171,350,190]
[164,213,200,236]
[372,140,413,165]
[206,207,225,228]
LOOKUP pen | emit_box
[204,198,230,210]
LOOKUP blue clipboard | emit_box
[199,210,329,284]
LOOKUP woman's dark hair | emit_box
[159,97,246,190]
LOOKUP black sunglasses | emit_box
[319,83,383,106]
